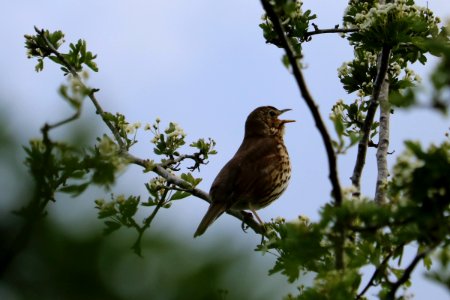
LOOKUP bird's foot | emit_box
[240,211,254,233]
[240,211,268,243]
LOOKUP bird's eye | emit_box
[268,110,276,117]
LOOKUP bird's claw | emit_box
[241,221,249,233]
[240,211,254,233]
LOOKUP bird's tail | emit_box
[193,203,227,237]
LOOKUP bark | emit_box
[375,78,390,204]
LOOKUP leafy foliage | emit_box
[260,0,316,67]
[257,140,449,299]
[330,99,379,154]
[22,28,217,256]
[11,1,450,299]
[258,1,450,299]
[25,27,98,74]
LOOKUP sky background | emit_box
[1,1,449,299]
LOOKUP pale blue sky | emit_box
[1,1,449,299]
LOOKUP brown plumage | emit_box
[194,106,294,237]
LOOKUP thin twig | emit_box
[131,188,169,256]
[356,245,401,300]
[305,27,358,39]
[160,153,207,171]
[385,248,431,300]
[42,108,81,132]
[260,0,344,269]
[350,46,391,196]
[35,27,126,150]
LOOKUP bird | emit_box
[194,106,294,237]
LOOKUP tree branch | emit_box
[350,46,391,196]
[34,27,265,236]
[132,188,170,255]
[356,245,400,300]
[260,0,344,269]
[35,27,126,150]
[386,248,431,300]
[374,78,390,203]
[0,120,63,276]
[127,154,265,235]
[42,107,81,132]
[260,1,342,206]
[305,27,358,39]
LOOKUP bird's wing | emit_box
[210,137,281,208]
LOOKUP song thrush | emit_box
[194,106,294,237]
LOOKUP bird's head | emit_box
[245,106,295,138]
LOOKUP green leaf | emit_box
[59,182,89,196]
[282,54,290,69]
[85,60,99,72]
[98,205,117,219]
[423,255,433,271]
[170,191,191,201]
[181,172,195,184]
[118,196,140,218]
[333,117,345,137]
[181,173,202,187]
[35,58,44,72]
[102,112,116,122]
[70,170,87,179]
[390,89,416,108]
[404,141,422,156]
[141,197,157,207]
[103,220,121,235]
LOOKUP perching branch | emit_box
[374,78,390,203]
[260,0,344,269]
[127,154,265,235]
[350,45,391,195]
[33,26,265,237]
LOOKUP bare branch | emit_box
[375,79,390,203]
[305,27,358,39]
[260,0,344,269]
[41,108,81,132]
[350,46,391,196]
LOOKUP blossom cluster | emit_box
[345,0,440,32]
[125,122,141,135]
[97,135,127,171]
[337,49,378,97]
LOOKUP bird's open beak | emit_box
[279,108,295,124]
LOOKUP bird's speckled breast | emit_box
[257,140,291,209]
